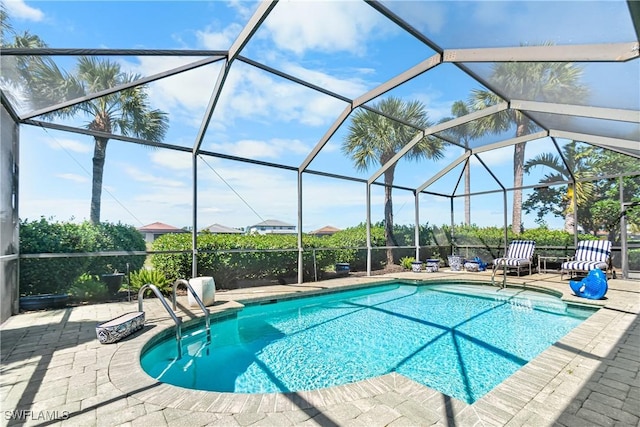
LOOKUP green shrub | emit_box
[400,256,415,270]
[129,269,172,295]
[85,222,146,275]
[150,225,387,288]
[68,273,108,302]
[326,223,386,270]
[19,218,147,296]
[629,249,640,270]
[19,218,93,296]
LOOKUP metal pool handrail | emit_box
[172,279,211,343]
[138,283,183,358]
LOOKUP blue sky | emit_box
[4,0,637,232]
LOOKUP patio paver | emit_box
[1,271,638,426]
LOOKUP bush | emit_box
[19,218,147,296]
[400,256,415,270]
[129,269,172,295]
[84,222,146,275]
[326,223,386,270]
[19,218,93,296]
[68,273,108,302]
[629,248,640,270]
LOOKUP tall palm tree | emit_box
[524,141,594,233]
[343,97,444,266]
[20,56,169,224]
[438,100,475,225]
[469,53,588,234]
[0,7,48,108]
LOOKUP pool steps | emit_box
[135,280,213,359]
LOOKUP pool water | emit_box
[140,283,596,403]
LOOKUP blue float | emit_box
[569,268,608,300]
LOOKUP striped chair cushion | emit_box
[574,240,611,262]
[494,240,535,267]
[504,240,536,260]
[494,257,531,267]
[562,240,611,274]
[562,260,608,272]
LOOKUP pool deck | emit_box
[1,270,638,427]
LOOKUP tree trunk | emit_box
[384,167,396,267]
[90,137,109,224]
[464,162,471,225]
[512,141,525,234]
[564,212,575,233]
[512,120,527,234]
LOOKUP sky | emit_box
[3,0,637,233]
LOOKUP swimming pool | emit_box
[140,282,596,403]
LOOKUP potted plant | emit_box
[101,270,125,297]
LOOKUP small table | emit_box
[538,256,571,274]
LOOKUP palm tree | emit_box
[0,7,48,108]
[20,56,169,224]
[343,97,444,266]
[469,53,588,234]
[524,141,594,233]
[438,100,475,225]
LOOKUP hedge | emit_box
[151,224,388,287]
[19,218,146,296]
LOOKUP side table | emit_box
[538,255,571,273]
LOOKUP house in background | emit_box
[247,219,296,235]
[137,222,187,243]
[309,225,341,237]
[201,223,243,234]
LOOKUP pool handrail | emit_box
[138,283,183,358]
[172,279,211,343]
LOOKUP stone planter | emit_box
[19,294,69,311]
[188,276,215,307]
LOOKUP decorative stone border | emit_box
[96,311,145,344]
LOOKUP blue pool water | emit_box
[140,282,596,403]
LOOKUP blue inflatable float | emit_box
[569,268,608,300]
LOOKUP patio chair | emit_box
[492,240,536,279]
[561,240,612,280]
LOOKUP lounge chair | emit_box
[561,240,612,280]
[492,240,536,279]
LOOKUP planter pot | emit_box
[19,294,69,311]
[188,276,215,307]
[426,259,440,273]
[101,273,125,297]
[464,261,480,272]
[447,255,464,271]
[335,263,350,276]
[411,261,423,273]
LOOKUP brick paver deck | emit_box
[1,271,638,426]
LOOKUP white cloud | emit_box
[123,166,186,188]
[55,173,88,183]
[123,56,222,120]
[149,150,193,171]
[264,1,387,56]
[214,64,352,128]
[383,2,446,35]
[208,138,311,159]
[4,0,44,21]
[45,138,91,154]
[196,23,244,50]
